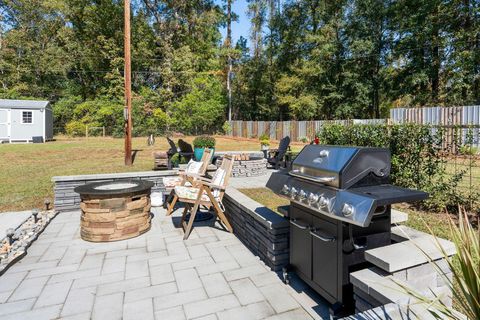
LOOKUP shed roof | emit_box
[0,99,50,109]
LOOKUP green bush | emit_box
[259,133,270,146]
[222,122,232,135]
[170,153,189,167]
[459,145,479,156]
[65,120,87,137]
[193,135,216,148]
[317,123,472,213]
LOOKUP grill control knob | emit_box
[282,184,290,194]
[290,187,298,199]
[342,203,355,217]
[318,196,329,208]
[299,190,307,201]
[308,193,319,204]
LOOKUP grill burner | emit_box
[266,145,428,316]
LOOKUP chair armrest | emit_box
[187,173,211,182]
[198,181,226,190]
[179,152,194,156]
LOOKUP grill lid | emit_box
[291,145,391,189]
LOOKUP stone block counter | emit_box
[223,187,289,271]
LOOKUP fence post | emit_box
[103,126,106,137]
[86,125,88,139]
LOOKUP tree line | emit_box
[0,0,479,135]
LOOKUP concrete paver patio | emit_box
[0,204,328,320]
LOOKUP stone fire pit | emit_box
[74,180,153,242]
[217,153,268,177]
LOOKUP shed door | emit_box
[0,109,10,140]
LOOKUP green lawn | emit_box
[0,136,306,212]
[238,188,290,215]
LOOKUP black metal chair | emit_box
[154,137,178,170]
[267,136,291,169]
[178,139,194,162]
[166,137,178,169]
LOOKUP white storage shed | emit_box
[0,99,53,143]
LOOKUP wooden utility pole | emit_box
[124,0,133,166]
[226,0,233,121]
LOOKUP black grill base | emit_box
[289,203,391,316]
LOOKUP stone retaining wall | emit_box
[351,226,456,315]
[52,171,177,212]
[351,260,453,316]
[223,187,289,271]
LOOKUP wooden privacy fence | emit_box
[227,106,480,149]
[228,119,387,142]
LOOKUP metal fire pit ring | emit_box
[74,180,154,196]
[74,180,154,242]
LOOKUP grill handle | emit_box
[290,171,335,183]
[310,228,336,242]
[290,218,309,230]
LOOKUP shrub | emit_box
[222,122,232,135]
[299,136,309,143]
[193,136,216,148]
[459,145,479,156]
[170,153,189,167]
[259,133,270,146]
[317,123,471,213]
[65,120,86,137]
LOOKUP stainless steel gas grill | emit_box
[266,145,428,315]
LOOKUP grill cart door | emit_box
[289,208,312,280]
[311,216,339,301]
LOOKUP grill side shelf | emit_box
[349,185,429,206]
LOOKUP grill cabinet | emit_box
[266,145,428,315]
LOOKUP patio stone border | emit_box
[223,187,289,271]
[0,210,57,276]
[52,170,177,212]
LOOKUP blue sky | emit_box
[216,0,250,45]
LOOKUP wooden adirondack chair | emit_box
[167,154,234,239]
[267,136,291,169]
[163,148,213,212]
[178,139,194,162]
[153,137,178,170]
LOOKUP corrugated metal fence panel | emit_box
[298,121,307,139]
[462,106,480,147]
[352,119,387,125]
[246,121,253,138]
[314,121,323,133]
[236,121,243,137]
[282,121,290,139]
[258,121,265,137]
[269,121,277,140]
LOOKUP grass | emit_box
[0,135,307,212]
[238,188,290,215]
